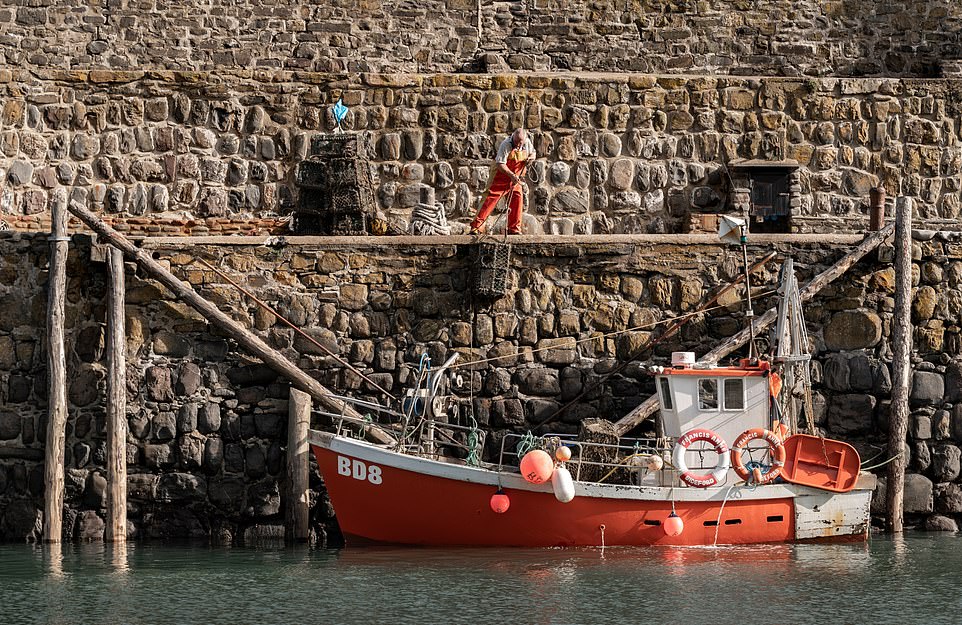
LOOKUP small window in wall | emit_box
[724,379,745,410]
[659,378,673,410]
[698,379,718,410]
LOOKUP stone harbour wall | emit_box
[2,230,962,540]
[1,71,962,236]
[1,0,960,77]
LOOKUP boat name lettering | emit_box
[337,456,383,485]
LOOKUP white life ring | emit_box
[672,428,730,488]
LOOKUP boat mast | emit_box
[718,215,758,359]
[771,257,814,435]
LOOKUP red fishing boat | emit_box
[310,257,876,547]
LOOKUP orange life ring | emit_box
[672,428,730,488]
[730,428,786,485]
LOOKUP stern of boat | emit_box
[793,472,876,541]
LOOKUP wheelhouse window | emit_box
[724,379,745,410]
[659,378,673,410]
[698,379,718,410]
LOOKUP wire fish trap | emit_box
[472,241,512,298]
[292,212,368,235]
[310,133,362,158]
[294,159,375,216]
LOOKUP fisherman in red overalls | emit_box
[470,129,536,235]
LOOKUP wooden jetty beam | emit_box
[613,222,896,436]
[105,247,128,542]
[287,388,311,543]
[43,189,69,543]
[887,198,912,533]
[66,200,396,446]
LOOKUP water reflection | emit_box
[108,541,129,574]
[0,535,960,625]
[45,542,64,579]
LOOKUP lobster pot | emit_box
[473,241,511,298]
[292,132,375,235]
[295,159,375,215]
[310,133,362,158]
[293,212,368,236]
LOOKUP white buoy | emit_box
[645,454,664,471]
[551,465,575,503]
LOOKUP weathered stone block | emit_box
[911,370,944,406]
[177,363,202,396]
[157,472,207,502]
[823,310,882,350]
[514,368,560,396]
[339,284,369,311]
[152,412,177,443]
[68,366,104,407]
[198,401,221,434]
[931,444,961,482]
[911,413,932,440]
[536,337,577,365]
[127,473,159,501]
[0,411,21,440]
[904,473,934,514]
[923,515,958,532]
[146,366,174,402]
[177,403,198,434]
[204,437,224,474]
[935,482,962,514]
[491,398,525,427]
[827,394,875,435]
[144,443,175,469]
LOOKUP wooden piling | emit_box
[886,197,912,533]
[105,247,127,542]
[287,388,311,543]
[43,190,69,543]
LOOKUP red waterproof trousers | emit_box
[470,150,529,233]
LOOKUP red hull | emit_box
[313,445,796,547]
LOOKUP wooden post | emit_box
[887,197,913,533]
[105,247,127,542]
[287,388,311,543]
[613,223,896,436]
[65,199,396,445]
[43,189,69,543]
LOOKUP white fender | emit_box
[551,465,575,503]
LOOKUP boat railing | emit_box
[315,398,732,488]
[496,432,687,487]
[318,408,488,465]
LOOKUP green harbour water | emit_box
[2,533,960,625]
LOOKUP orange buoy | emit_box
[520,449,554,484]
[489,489,510,513]
[664,512,684,536]
[555,446,572,462]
